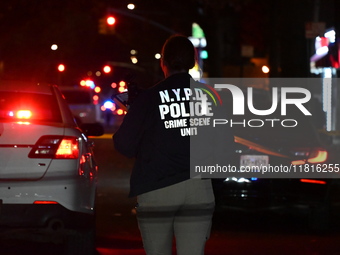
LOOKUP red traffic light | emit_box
[57,64,65,72]
[107,16,116,26]
[103,65,112,74]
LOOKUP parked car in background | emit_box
[213,96,339,230]
[0,80,103,254]
[60,86,104,133]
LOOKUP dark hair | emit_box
[161,35,197,71]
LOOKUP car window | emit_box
[0,92,62,122]
[62,90,92,104]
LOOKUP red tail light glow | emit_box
[300,179,326,185]
[291,149,328,165]
[34,201,58,204]
[291,160,305,165]
[29,136,79,159]
[55,138,79,158]
[307,150,328,163]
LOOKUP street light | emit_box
[51,44,58,51]
[127,4,135,10]
[262,65,270,74]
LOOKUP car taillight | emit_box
[29,136,79,159]
[307,150,328,163]
[34,201,58,204]
[300,179,326,185]
[291,148,328,165]
[55,138,79,158]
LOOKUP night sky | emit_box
[0,0,339,90]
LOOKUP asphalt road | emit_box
[93,133,340,255]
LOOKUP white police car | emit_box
[0,80,103,254]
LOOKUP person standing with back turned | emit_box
[114,34,234,255]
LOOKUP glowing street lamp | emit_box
[262,65,270,74]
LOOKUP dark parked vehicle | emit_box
[60,86,104,127]
[213,98,339,230]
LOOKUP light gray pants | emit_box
[136,178,215,255]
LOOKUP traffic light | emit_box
[103,65,112,74]
[57,64,65,72]
[98,15,116,35]
[107,16,116,26]
[98,18,107,34]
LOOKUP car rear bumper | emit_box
[0,175,96,215]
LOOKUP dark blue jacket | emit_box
[114,73,234,197]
